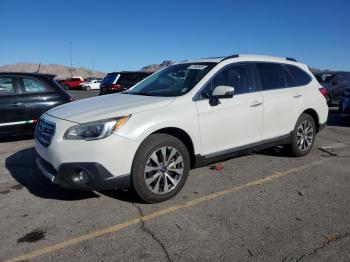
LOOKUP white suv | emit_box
[35,55,328,203]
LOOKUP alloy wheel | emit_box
[144,146,184,195]
[296,120,314,151]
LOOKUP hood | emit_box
[47,93,175,123]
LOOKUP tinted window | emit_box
[118,74,138,85]
[315,73,334,83]
[336,73,346,83]
[346,73,350,81]
[256,63,286,90]
[204,64,253,96]
[286,65,312,86]
[282,67,296,87]
[22,78,53,93]
[0,77,15,96]
[101,73,119,85]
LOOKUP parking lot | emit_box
[0,90,349,262]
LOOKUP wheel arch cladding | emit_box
[151,127,196,168]
[302,108,320,132]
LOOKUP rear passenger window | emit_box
[22,78,53,93]
[119,74,138,84]
[0,77,15,96]
[286,65,312,86]
[256,63,287,90]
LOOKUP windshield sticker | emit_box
[187,65,208,70]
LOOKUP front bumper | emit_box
[35,113,139,190]
[36,156,130,190]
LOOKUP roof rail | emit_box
[220,54,239,62]
[286,57,298,62]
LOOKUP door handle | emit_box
[11,102,23,107]
[293,94,302,98]
[250,101,263,107]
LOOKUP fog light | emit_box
[71,169,90,185]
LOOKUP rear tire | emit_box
[287,113,316,157]
[131,134,190,203]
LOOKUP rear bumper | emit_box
[36,156,130,191]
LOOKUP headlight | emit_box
[64,116,130,140]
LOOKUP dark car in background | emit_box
[314,71,350,105]
[339,87,350,117]
[99,71,152,95]
[0,72,72,136]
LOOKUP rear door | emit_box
[0,76,27,134]
[256,62,306,140]
[17,76,65,132]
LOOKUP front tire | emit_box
[288,113,316,157]
[131,134,190,203]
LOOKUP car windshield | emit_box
[128,63,216,97]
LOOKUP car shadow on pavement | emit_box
[327,107,350,128]
[256,146,293,158]
[99,190,144,204]
[5,147,100,201]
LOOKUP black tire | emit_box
[131,134,190,203]
[287,113,316,157]
[85,86,90,91]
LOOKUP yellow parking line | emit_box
[3,159,328,262]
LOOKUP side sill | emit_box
[193,133,292,168]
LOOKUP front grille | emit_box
[36,118,56,147]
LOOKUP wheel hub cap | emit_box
[144,146,184,195]
[296,120,314,151]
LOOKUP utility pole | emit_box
[69,42,73,78]
[36,63,41,73]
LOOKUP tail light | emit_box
[108,84,121,90]
[319,87,328,97]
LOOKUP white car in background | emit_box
[35,54,328,203]
[81,79,101,90]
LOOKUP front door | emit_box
[195,63,263,156]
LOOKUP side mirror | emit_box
[209,85,235,106]
[212,85,234,98]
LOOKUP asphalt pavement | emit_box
[0,91,349,262]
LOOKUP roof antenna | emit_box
[36,63,41,73]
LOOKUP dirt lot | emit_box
[0,91,349,262]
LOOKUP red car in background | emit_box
[60,77,85,90]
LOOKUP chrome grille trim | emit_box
[35,118,56,147]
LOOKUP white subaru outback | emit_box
[35,55,328,203]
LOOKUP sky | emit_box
[1,0,349,72]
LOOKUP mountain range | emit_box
[0,61,324,80]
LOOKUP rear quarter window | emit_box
[286,65,312,86]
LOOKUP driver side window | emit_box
[202,64,254,98]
